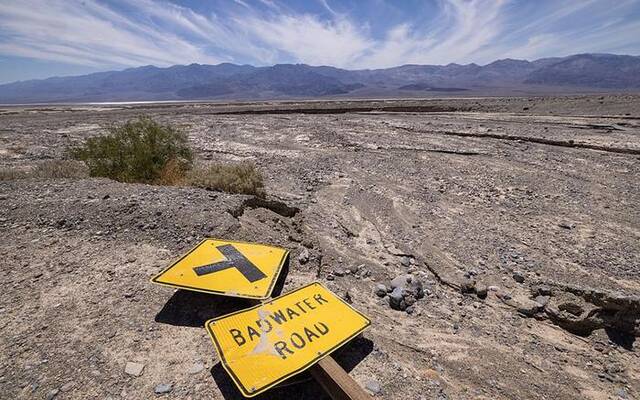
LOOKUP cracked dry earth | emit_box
[1,95,639,400]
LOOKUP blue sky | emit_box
[1,0,639,83]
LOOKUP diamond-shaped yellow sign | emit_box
[206,282,371,397]
[151,238,289,299]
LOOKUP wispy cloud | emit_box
[0,0,638,73]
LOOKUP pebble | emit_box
[400,256,411,268]
[459,278,475,294]
[374,284,387,297]
[297,249,309,265]
[45,389,59,400]
[124,362,145,377]
[188,362,205,374]
[475,283,488,299]
[154,383,173,394]
[512,272,525,283]
[365,379,381,395]
[390,274,411,290]
[333,268,345,277]
[60,382,74,392]
[388,287,406,311]
[534,295,549,307]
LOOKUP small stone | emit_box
[534,295,549,307]
[333,269,345,277]
[536,285,552,296]
[124,362,145,377]
[297,249,309,265]
[374,284,387,297]
[60,382,74,392]
[616,388,628,399]
[365,380,381,395]
[154,384,173,394]
[400,256,411,268]
[45,389,59,400]
[188,362,205,374]
[388,287,407,311]
[558,222,574,229]
[390,274,411,290]
[326,273,335,281]
[460,278,475,294]
[475,284,488,299]
[512,272,525,283]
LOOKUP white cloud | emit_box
[237,14,373,67]
[0,0,222,67]
[0,0,638,73]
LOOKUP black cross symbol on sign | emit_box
[193,244,267,283]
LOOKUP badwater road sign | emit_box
[206,282,371,397]
[151,238,289,299]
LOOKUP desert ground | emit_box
[1,94,639,400]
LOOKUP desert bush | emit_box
[70,117,193,183]
[32,160,89,179]
[187,162,265,197]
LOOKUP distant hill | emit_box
[1,53,639,103]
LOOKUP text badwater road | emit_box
[229,292,331,359]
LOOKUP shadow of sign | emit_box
[210,335,374,400]
[154,256,290,327]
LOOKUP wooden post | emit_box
[310,356,374,400]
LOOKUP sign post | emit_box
[206,282,371,398]
[152,239,374,399]
[151,238,289,299]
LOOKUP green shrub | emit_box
[187,162,265,197]
[70,117,193,183]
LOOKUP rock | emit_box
[326,273,335,281]
[364,379,381,395]
[404,294,417,307]
[297,249,309,265]
[60,382,74,392]
[400,256,411,268]
[333,268,345,277]
[460,278,475,294]
[374,284,387,297]
[389,287,407,311]
[475,284,488,299]
[558,222,574,229]
[390,274,411,290]
[349,264,364,274]
[154,383,173,394]
[188,362,205,374]
[45,389,59,400]
[511,296,542,316]
[124,362,145,377]
[534,295,549,307]
[536,285,552,296]
[512,272,525,283]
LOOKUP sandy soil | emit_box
[1,94,639,400]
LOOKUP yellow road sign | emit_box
[206,282,371,397]
[151,238,289,300]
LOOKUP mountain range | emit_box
[1,53,639,103]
